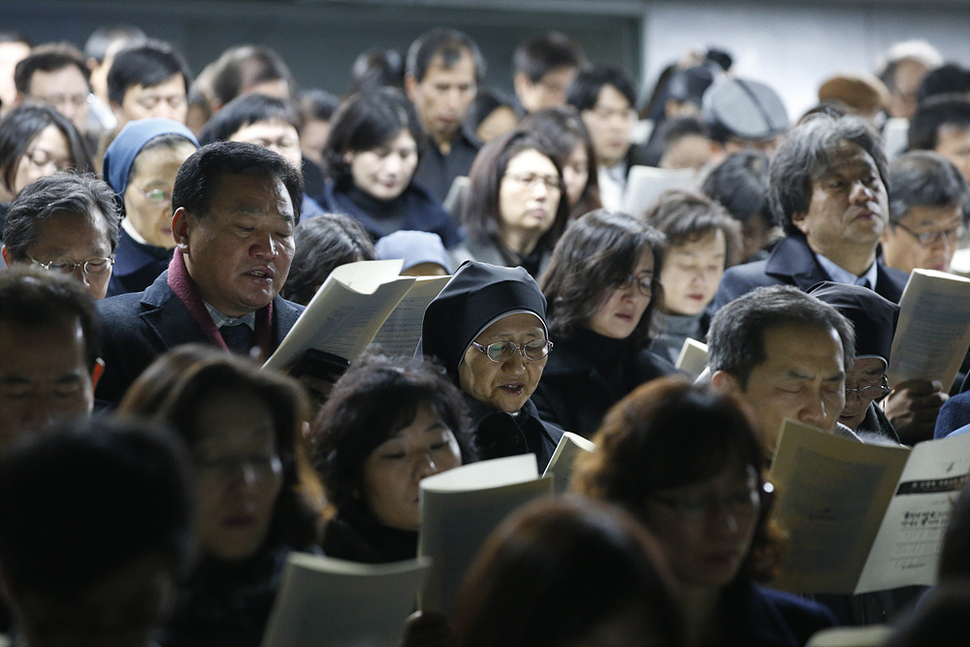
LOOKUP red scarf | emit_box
[166,248,275,360]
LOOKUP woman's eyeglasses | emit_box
[470,339,554,363]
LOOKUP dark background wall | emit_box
[0,0,642,99]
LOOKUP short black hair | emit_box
[4,172,120,263]
[83,24,146,63]
[406,28,485,84]
[0,419,194,601]
[702,150,775,227]
[107,40,191,106]
[917,63,970,104]
[888,150,969,226]
[540,209,665,349]
[0,266,102,371]
[310,353,474,514]
[14,42,90,96]
[643,190,741,266]
[297,88,340,123]
[197,93,300,146]
[172,140,303,222]
[0,104,93,193]
[566,65,636,113]
[283,212,376,305]
[708,285,855,390]
[210,44,293,107]
[322,87,425,186]
[349,49,405,94]
[908,95,970,152]
[768,113,888,237]
[513,32,586,83]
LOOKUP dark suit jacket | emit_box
[106,229,173,298]
[713,235,909,311]
[95,270,303,406]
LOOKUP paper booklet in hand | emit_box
[263,260,449,371]
[260,552,430,647]
[769,419,970,594]
[676,338,709,380]
[418,454,552,616]
[888,268,970,389]
[543,432,596,495]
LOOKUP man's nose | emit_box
[797,393,830,428]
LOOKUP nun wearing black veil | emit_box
[419,261,564,471]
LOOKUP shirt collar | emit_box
[815,253,879,290]
[203,300,256,330]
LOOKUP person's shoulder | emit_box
[713,259,775,311]
[751,583,837,634]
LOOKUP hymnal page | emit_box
[443,176,470,217]
[418,455,552,616]
[263,260,414,371]
[369,275,450,356]
[622,165,696,215]
[543,431,596,495]
[676,338,709,379]
[769,420,910,594]
[888,269,970,388]
[855,431,970,593]
[261,552,430,647]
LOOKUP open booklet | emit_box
[263,260,449,371]
[260,552,430,647]
[418,454,552,615]
[888,268,970,389]
[621,165,696,215]
[543,431,596,495]
[768,419,970,594]
[675,338,708,380]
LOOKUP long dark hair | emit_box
[540,209,665,348]
[572,377,784,582]
[461,130,570,254]
[0,104,92,194]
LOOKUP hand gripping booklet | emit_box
[543,431,596,495]
[263,260,448,371]
[769,419,970,594]
[417,454,552,616]
[260,552,430,647]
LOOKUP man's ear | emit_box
[711,369,742,395]
[404,74,419,103]
[171,207,191,252]
[512,72,531,103]
[1,245,12,268]
[13,92,25,107]
[790,210,810,236]
[90,358,105,391]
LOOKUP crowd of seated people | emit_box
[4,18,970,647]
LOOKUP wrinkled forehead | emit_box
[471,310,547,344]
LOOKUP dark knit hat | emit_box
[420,261,547,383]
[808,281,898,363]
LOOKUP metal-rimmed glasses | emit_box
[137,186,173,204]
[845,374,891,400]
[28,255,115,276]
[894,221,965,247]
[470,339,554,363]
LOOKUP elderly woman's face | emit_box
[643,461,760,591]
[362,402,462,531]
[458,312,548,413]
[839,356,888,431]
[192,389,283,560]
[124,141,197,249]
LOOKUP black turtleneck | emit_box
[322,502,419,564]
[344,184,406,236]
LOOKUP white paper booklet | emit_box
[369,275,449,356]
[263,260,415,371]
[543,431,596,495]
[260,552,430,647]
[418,455,552,615]
[769,419,970,594]
[676,338,709,379]
[888,268,970,389]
